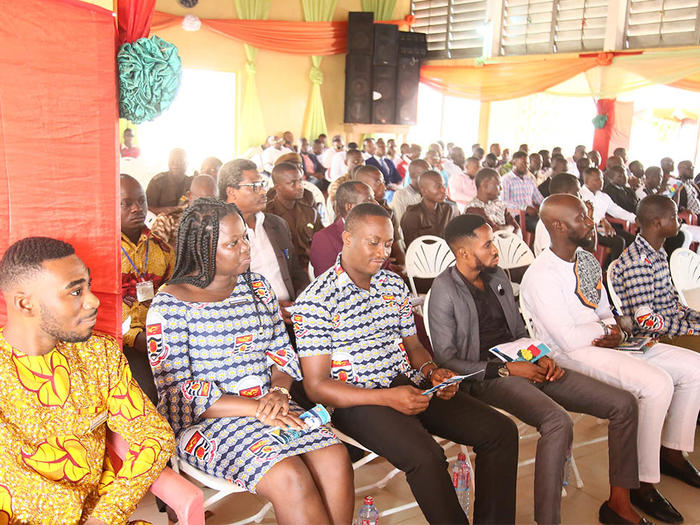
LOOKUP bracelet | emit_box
[270,386,291,400]
[599,322,610,336]
[418,360,437,379]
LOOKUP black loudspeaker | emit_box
[371,65,397,125]
[398,31,428,58]
[347,12,374,55]
[344,54,372,123]
[373,24,399,66]
[396,56,420,125]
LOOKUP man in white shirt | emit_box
[261,135,292,174]
[522,194,700,524]
[320,135,344,171]
[391,159,427,224]
[219,159,310,325]
[567,145,587,175]
[580,167,636,267]
[533,173,582,256]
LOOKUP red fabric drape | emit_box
[0,0,121,338]
[593,98,616,170]
[150,12,414,56]
[118,0,157,45]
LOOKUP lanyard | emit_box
[121,238,149,279]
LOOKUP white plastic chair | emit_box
[171,456,272,525]
[492,231,535,296]
[302,180,330,227]
[606,259,624,313]
[405,236,456,297]
[669,248,700,308]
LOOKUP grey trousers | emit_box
[465,369,639,525]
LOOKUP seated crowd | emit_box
[1,131,699,525]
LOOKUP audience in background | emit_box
[261,135,292,173]
[146,147,192,214]
[309,180,377,276]
[580,167,636,267]
[502,150,544,232]
[266,162,323,271]
[401,170,457,248]
[150,173,218,248]
[448,154,479,212]
[604,165,639,215]
[465,168,520,233]
[120,127,140,158]
[391,158,428,224]
[355,165,406,272]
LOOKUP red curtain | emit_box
[0,0,121,338]
[150,11,415,56]
[592,98,616,170]
[118,0,157,45]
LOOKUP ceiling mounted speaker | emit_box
[178,0,199,7]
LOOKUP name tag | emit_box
[136,280,155,302]
[89,411,108,431]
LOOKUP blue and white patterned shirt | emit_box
[501,170,544,211]
[611,235,700,336]
[293,255,419,389]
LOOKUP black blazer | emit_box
[262,213,310,300]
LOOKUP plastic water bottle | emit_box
[452,452,471,516]
[358,496,379,525]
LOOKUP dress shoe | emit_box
[630,487,683,523]
[660,456,700,488]
[599,501,654,524]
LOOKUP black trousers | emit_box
[331,376,518,525]
[598,233,626,269]
[123,345,158,406]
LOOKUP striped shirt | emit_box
[501,171,544,211]
[611,235,700,336]
[293,256,420,389]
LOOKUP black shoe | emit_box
[630,487,683,523]
[660,456,700,488]
[599,501,654,524]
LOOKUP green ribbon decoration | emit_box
[310,65,324,85]
[117,36,182,124]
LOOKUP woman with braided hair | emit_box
[145,197,353,524]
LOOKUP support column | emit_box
[478,101,491,149]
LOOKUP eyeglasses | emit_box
[237,181,267,192]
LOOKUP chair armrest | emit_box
[107,431,205,525]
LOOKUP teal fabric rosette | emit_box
[592,113,609,129]
[118,36,182,124]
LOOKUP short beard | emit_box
[570,231,596,251]
[40,303,92,343]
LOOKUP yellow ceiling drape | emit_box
[421,47,700,101]
[420,55,601,102]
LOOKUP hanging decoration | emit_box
[592,113,608,129]
[301,0,337,139]
[117,36,182,124]
[182,14,201,31]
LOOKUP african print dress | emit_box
[145,273,338,493]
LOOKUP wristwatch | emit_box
[497,365,510,378]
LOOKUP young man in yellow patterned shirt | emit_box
[0,236,175,524]
[120,174,175,404]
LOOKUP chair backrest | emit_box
[405,236,456,296]
[518,292,536,338]
[302,180,330,226]
[606,259,624,312]
[669,248,700,306]
[492,230,535,270]
[423,289,433,343]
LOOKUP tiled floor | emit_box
[131,418,700,524]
